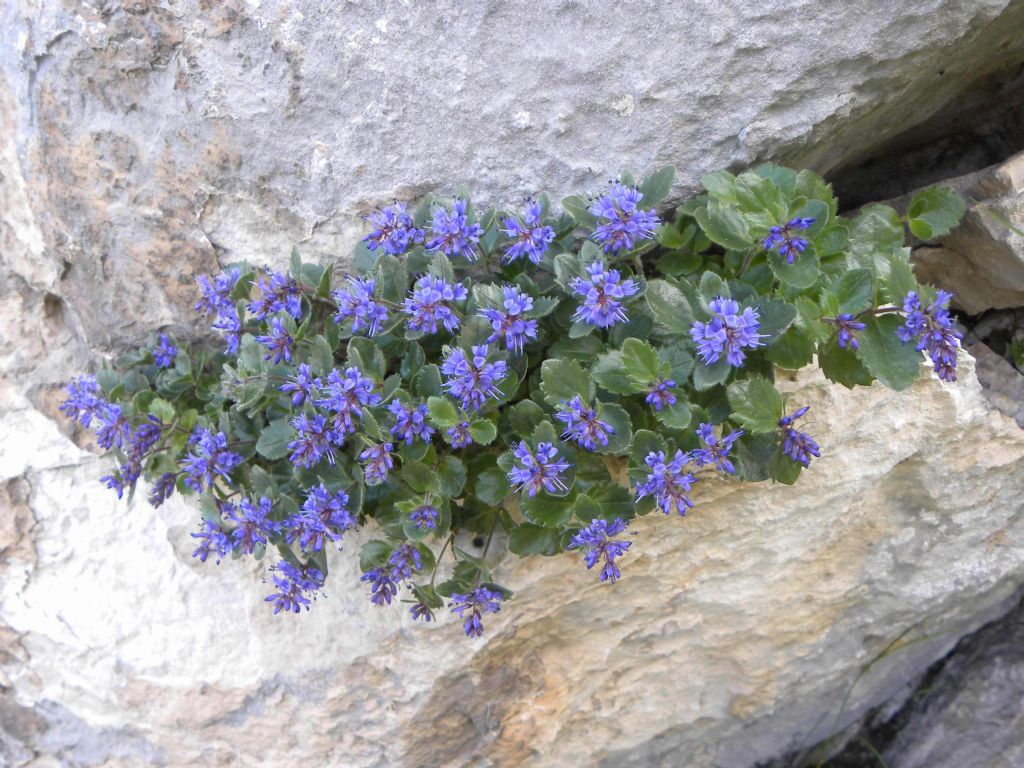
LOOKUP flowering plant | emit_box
[61,165,965,636]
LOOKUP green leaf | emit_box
[654,398,693,429]
[403,461,438,494]
[767,327,815,370]
[561,194,597,227]
[701,170,737,200]
[768,248,820,290]
[856,314,921,391]
[414,364,442,397]
[795,297,830,342]
[147,397,175,423]
[437,456,467,498]
[506,399,546,437]
[595,402,632,455]
[630,429,667,465]
[734,171,788,223]
[883,252,917,305]
[757,299,797,342]
[695,200,753,250]
[645,279,694,335]
[639,165,676,206]
[727,377,784,433]
[576,483,635,523]
[692,357,731,391]
[315,264,334,298]
[255,419,294,460]
[698,271,729,302]
[522,493,575,527]
[621,338,661,385]
[753,163,797,197]
[508,524,562,556]
[819,338,874,389]
[907,187,965,240]
[348,337,386,379]
[308,335,334,375]
[473,468,510,506]
[359,540,392,572]
[540,359,593,406]
[770,450,803,485]
[468,420,497,445]
[592,350,642,395]
[427,396,459,428]
[832,268,873,315]
[659,343,696,383]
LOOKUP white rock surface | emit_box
[3,1,1024,766]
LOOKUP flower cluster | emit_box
[568,518,633,583]
[897,290,962,382]
[555,396,614,451]
[501,201,555,264]
[480,286,538,354]
[63,164,965,639]
[426,200,483,261]
[363,202,424,255]
[334,277,389,336]
[450,587,504,637]
[763,217,815,263]
[589,182,660,254]
[441,345,508,411]
[690,297,763,367]
[403,275,467,335]
[570,261,640,328]
[195,268,242,352]
[508,441,571,497]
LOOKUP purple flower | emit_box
[508,441,571,497]
[211,310,242,355]
[410,504,439,531]
[288,412,342,468]
[361,567,399,606]
[179,427,243,493]
[194,269,240,318]
[831,313,867,350]
[779,406,820,467]
[570,261,640,328]
[95,404,132,450]
[446,421,473,448]
[279,363,321,406]
[265,561,325,614]
[645,379,677,412]
[285,484,354,553]
[191,517,234,563]
[315,367,381,437]
[388,400,435,446]
[363,202,425,255]
[450,587,504,638]
[60,375,107,428]
[153,334,177,368]
[226,496,280,555]
[100,418,163,499]
[249,269,303,320]
[635,450,696,516]
[388,543,423,581]
[763,217,815,264]
[440,344,509,412]
[897,290,962,383]
[333,276,390,336]
[403,275,467,335]
[501,200,555,264]
[479,286,539,354]
[255,317,294,364]
[690,297,764,367]
[692,423,743,475]
[426,199,483,261]
[148,472,178,508]
[589,182,660,254]
[410,602,434,622]
[568,518,633,583]
[555,396,614,451]
[360,442,394,485]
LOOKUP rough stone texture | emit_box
[893,151,1024,314]
[4,1,1024,766]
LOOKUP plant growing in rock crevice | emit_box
[60,165,965,636]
